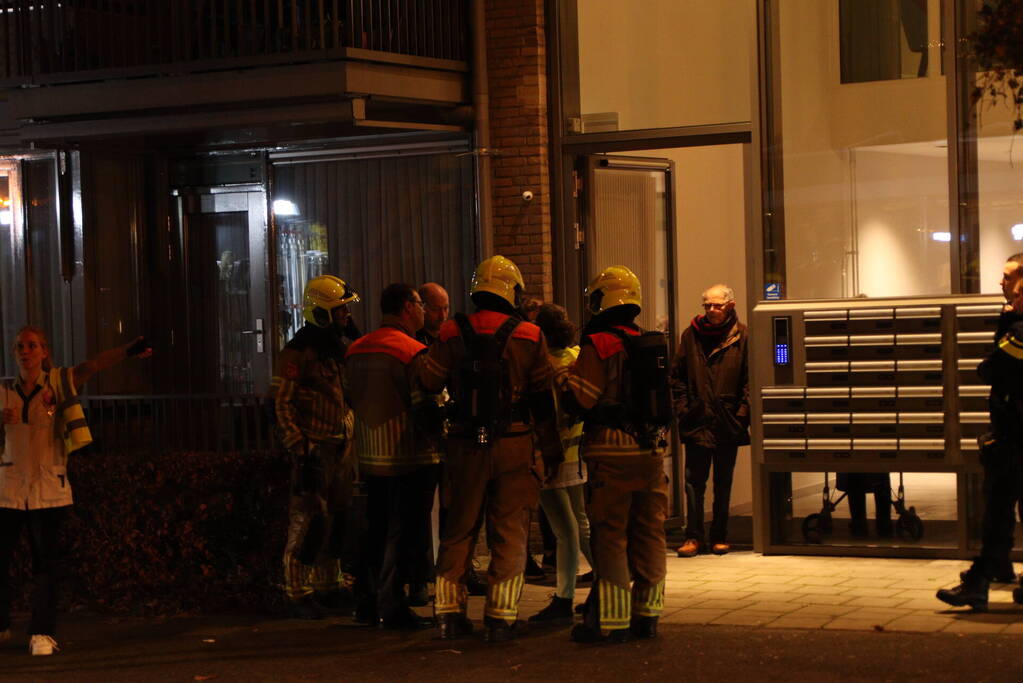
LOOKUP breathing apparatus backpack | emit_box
[450,313,521,447]
[594,328,673,448]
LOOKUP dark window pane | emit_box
[841,0,928,84]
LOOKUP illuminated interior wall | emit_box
[575,0,754,131]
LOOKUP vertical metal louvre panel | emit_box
[273,150,476,333]
[590,169,659,331]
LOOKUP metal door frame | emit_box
[172,184,270,394]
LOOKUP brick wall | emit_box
[486,0,553,301]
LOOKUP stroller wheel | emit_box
[896,508,924,542]
[802,513,831,544]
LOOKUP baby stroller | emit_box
[801,472,923,544]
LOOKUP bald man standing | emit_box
[672,284,750,557]
[416,283,450,347]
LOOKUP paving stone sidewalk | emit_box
[517,551,1023,635]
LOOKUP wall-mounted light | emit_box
[931,231,952,242]
[1012,223,1023,241]
[272,199,299,216]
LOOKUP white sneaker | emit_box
[29,634,58,656]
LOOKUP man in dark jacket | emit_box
[937,255,1023,611]
[672,284,749,557]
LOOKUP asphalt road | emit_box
[1,612,1021,682]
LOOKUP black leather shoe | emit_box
[630,616,658,639]
[287,596,326,620]
[937,563,990,611]
[1013,586,1023,605]
[466,569,488,597]
[570,623,630,644]
[379,608,434,630]
[437,613,475,640]
[483,616,524,643]
[528,596,573,624]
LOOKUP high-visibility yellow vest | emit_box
[49,367,92,455]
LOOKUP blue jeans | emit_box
[539,484,593,599]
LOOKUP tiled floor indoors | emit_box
[512,552,1023,635]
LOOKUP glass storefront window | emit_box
[559,0,754,134]
[772,0,950,300]
[773,471,957,549]
[273,202,329,348]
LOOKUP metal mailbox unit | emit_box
[750,295,1004,558]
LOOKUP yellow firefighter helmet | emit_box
[585,265,642,315]
[303,275,360,327]
[470,255,525,307]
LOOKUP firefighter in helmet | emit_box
[555,265,670,643]
[269,274,360,619]
[418,255,563,643]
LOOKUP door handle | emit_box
[241,318,265,353]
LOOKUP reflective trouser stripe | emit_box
[310,561,341,593]
[597,579,631,631]
[632,580,665,617]
[283,553,341,599]
[485,574,525,624]
[284,551,312,599]
[435,575,468,615]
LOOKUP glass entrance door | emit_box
[177,189,269,395]
[579,154,680,520]
[581,155,674,334]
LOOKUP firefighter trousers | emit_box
[585,454,668,633]
[283,443,355,600]
[434,433,539,624]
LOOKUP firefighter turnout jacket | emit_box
[344,317,443,476]
[269,324,352,452]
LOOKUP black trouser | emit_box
[846,487,892,532]
[0,506,65,636]
[684,443,738,544]
[979,446,1023,563]
[365,465,440,621]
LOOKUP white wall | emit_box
[576,0,754,131]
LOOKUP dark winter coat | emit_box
[672,319,750,448]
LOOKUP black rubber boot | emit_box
[483,616,523,643]
[570,623,630,644]
[528,596,573,624]
[437,613,475,640]
[287,595,327,620]
[379,608,434,630]
[630,615,658,639]
[937,560,990,611]
[313,588,353,611]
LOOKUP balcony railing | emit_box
[0,0,468,83]
[82,394,275,455]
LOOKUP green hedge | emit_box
[10,449,291,615]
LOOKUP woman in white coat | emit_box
[0,326,150,656]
